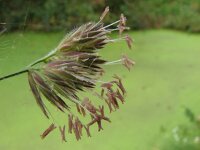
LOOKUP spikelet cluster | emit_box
[28,6,135,141]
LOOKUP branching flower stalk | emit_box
[0,7,135,141]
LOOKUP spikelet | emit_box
[41,124,56,139]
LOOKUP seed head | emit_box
[27,6,135,141]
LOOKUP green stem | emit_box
[0,48,57,82]
[27,48,56,68]
[0,69,28,81]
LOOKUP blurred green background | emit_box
[1,0,200,32]
[0,0,200,150]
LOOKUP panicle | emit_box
[27,6,135,141]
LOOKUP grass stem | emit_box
[0,69,28,81]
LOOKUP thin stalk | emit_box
[27,48,57,68]
[104,59,122,65]
[0,48,57,82]
[0,69,28,81]
[103,20,120,29]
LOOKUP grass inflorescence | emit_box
[0,6,134,141]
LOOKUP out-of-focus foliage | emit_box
[123,0,200,32]
[0,0,200,32]
[160,108,200,150]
